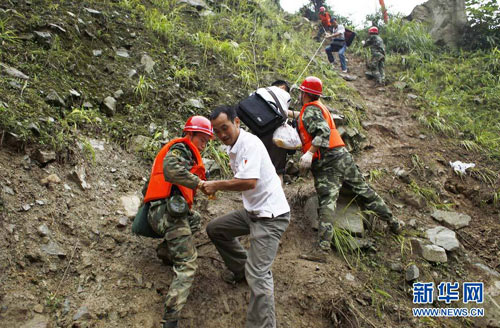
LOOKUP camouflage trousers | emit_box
[311,148,393,250]
[147,200,200,321]
[368,52,385,84]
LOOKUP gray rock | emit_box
[41,241,67,257]
[31,149,56,165]
[82,101,93,109]
[40,174,61,186]
[425,226,460,251]
[406,0,468,49]
[62,298,71,315]
[345,273,355,281]
[88,139,105,151]
[431,209,471,229]
[148,122,157,135]
[422,244,447,263]
[37,224,51,237]
[130,135,151,152]
[393,167,410,183]
[35,200,45,205]
[128,69,138,78]
[140,54,155,73]
[22,204,32,211]
[3,185,15,195]
[73,305,91,321]
[20,314,48,328]
[410,237,428,256]
[0,62,30,79]
[400,191,427,209]
[115,48,130,58]
[114,89,124,99]
[101,96,116,116]
[120,195,141,218]
[187,98,204,109]
[34,31,52,40]
[390,262,403,272]
[9,81,22,89]
[347,237,376,251]
[69,89,81,98]
[84,7,102,16]
[473,263,500,278]
[45,90,66,107]
[304,196,319,230]
[48,23,66,33]
[405,264,420,281]
[333,197,364,236]
[407,93,418,100]
[117,217,128,228]
[93,49,102,57]
[69,166,90,190]
[178,0,209,10]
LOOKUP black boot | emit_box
[162,320,178,328]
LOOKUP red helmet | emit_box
[319,6,325,12]
[299,76,323,96]
[368,26,379,34]
[183,116,214,138]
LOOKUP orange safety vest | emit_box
[144,137,205,207]
[298,100,345,160]
[319,12,331,27]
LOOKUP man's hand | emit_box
[201,181,218,195]
[299,151,314,170]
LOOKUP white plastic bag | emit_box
[272,122,302,150]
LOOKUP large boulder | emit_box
[406,0,468,49]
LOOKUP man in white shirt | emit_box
[202,105,290,328]
[325,17,348,73]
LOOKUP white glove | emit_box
[299,151,314,170]
[361,40,365,45]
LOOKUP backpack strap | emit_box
[265,87,287,119]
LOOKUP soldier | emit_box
[363,26,386,85]
[297,76,402,253]
[141,116,213,328]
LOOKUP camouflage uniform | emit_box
[364,34,386,84]
[302,104,397,251]
[143,142,202,321]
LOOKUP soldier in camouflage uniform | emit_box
[297,77,402,253]
[363,26,386,85]
[141,116,213,328]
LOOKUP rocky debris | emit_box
[333,197,364,236]
[347,237,376,252]
[407,93,418,100]
[2,132,22,148]
[393,167,410,183]
[37,224,50,237]
[31,149,56,165]
[82,101,93,109]
[0,62,30,80]
[128,69,138,78]
[69,166,90,190]
[22,204,32,211]
[120,195,141,218]
[400,191,426,209]
[178,0,209,10]
[187,98,204,109]
[41,241,66,257]
[93,49,102,57]
[48,23,66,34]
[114,89,124,99]
[33,304,44,313]
[405,264,420,281]
[406,0,467,49]
[115,48,130,58]
[431,209,471,229]
[33,31,52,45]
[130,135,151,152]
[473,263,500,278]
[410,237,428,256]
[73,305,91,321]
[2,185,15,195]
[140,54,155,74]
[40,174,61,187]
[20,314,48,328]
[390,262,403,272]
[304,196,319,230]
[421,244,447,263]
[9,81,22,89]
[425,226,460,251]
[45,89,66,107]
[148,122,157,135]
[117,216,129,228]
[88,139,105,151]
[100,96,117,116]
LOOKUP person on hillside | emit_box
[296,76,402,253]
[363,26,386,85]
[315,6,333,41]
[253,80,292,181]
[203,105,290,328]
[140,116,213,328]
[325,17,348,73]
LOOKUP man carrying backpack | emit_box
[363,26,386,85]
[325,17,348,73]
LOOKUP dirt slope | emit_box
[1,55,500,328]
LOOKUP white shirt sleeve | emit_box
[234,145,261,180]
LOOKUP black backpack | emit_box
[345,28,356,47]
[236,88,286,137]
